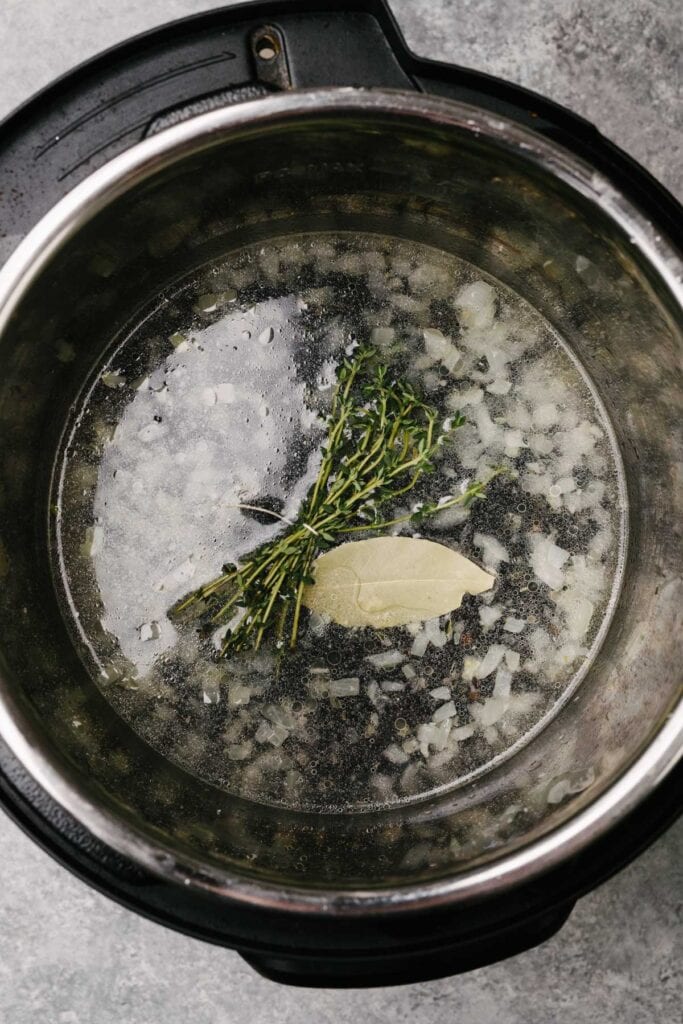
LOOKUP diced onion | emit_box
[455,280,496,329]
[423,617,448,649]
[228,684,252,707]
[432,701,456,723]
[474,532,509,569]
[423,328,462,373]
[487,378,512,396]
[448,386,483,409]
[493,667,512,699]
[428,748,455,771]
[474,644,507,679]
[529,535,570,590]
[365,650,406,670]
[462,656,481,681]
[381,680,406,693]
[329,677,360,697]
[227,742,252,761]
[503,616,526,634]
[370,326,395,348]
[411,634,429,658]
[263,704,297,729]
[451,725,475,741]
[533,402,558,428]
[383,743,410,765]
[472,696,508,726]
[473,405,499,446]
[417,720,451,754]
[255,720,289,747]
[553,589,595,639]
[504,649,521,671]
[479,605,502,628]
[366,680,386,708]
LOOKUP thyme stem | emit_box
[170,346,497,656]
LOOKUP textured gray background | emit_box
[0,1,681,1021]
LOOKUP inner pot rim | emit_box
[0,86,680,914]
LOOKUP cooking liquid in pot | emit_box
[54,234,626,811]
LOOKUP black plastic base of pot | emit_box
[0,0,680,988]
[1,733,680,986]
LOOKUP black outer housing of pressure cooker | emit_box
[0,0,680,988]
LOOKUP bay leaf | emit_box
[302,536,495,629]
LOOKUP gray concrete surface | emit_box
[0,1,681,1021]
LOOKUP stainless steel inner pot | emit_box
[0,89,680,913]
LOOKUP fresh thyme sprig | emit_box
[171,345,497,656]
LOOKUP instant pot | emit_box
[0,0,680,987]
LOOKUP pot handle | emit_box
[239,901,574,988]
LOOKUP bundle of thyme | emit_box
[172,345,493,656]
